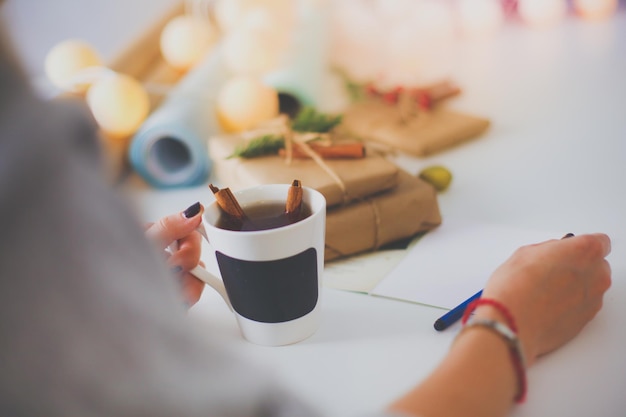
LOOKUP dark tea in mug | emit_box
[216,201,313,231]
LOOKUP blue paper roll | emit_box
[129,48,229,188]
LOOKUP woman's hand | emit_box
[145,202,206,306]
[387,233,612,417]
[480,233,612,365]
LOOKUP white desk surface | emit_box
[122,12,626,417]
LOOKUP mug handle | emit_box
[188,264,233,311]
[167,222,233,311]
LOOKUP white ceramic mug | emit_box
[190,184,326,346]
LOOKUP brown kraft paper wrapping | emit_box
[339,100,490,157]
[209,134,400,208]
[324,169,442,261]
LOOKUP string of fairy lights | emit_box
[42,0,620,138]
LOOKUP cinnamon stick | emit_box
[209,184,247,221]
[278,142,365,159]
[285,179,303,217]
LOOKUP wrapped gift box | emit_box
[339,99,490,157]
[208,133,400,208]
[324,169,441,261]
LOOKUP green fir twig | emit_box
[226,108,343,159]
[291,107,343,133]
[227,135,285,159]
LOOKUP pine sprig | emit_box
[228,135,285,159]
[226,108,343,159]
[291,107,343,133]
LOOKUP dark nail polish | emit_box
[183,202,201,218]
[171,265,183,274]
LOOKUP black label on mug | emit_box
[216,248,319,323]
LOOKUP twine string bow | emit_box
[242,115,350,202]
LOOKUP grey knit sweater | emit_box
[0,22,410,417]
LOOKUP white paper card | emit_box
[370,220,558,309]
[324,249,408,293]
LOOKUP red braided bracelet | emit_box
[462,298,518,333]
[459,298,527,403]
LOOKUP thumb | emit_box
[145,202,204,250]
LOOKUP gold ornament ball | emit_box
[86,73,150,138]
[216,76,279,133]
[457,0,504,38]
[574,0,617,20]
[222,27,282,75]
[44,39,102,91]
[419,165,453,192]
[214,0,243,33]
[160,15,217,71]
[518,0,567,27]
[214,0,296,35]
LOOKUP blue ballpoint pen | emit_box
[433,289,483,331]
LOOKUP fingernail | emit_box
[183,202,201,219]
[171,265,183,274]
